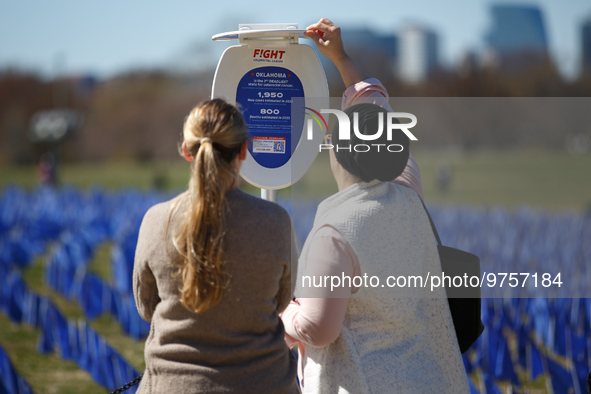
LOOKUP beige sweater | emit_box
[294,180,470,393]
[133,188,299,394]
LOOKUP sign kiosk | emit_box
[212,24,329,201]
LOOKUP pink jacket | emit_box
[281,78,424,384]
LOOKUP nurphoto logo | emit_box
[304,108,418,152]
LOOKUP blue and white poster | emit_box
[236,66,305,168]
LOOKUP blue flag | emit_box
[527,340,544,381]
[545,356,574,394]
[482,372,503,394]
[36,298,55,354]
[0,344,34,394]
[0,345,18,394]
[495,334,520,386]
[517,322,529,369]
[463,353,473,375]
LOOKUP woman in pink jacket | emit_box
[281,18,470,394]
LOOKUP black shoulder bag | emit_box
[420,201,484,354]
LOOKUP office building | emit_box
[397,25,439,84]
[484,4,548,69]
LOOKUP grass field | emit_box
[2,149,590,211]
[0,148,589,393]
[295,148,591,211]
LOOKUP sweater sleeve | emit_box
[133,207,162,323]
[391,150,424,201]
[276,214,299,314]
[281,225,359,348]
[342,78,424,201]
[342,78,390,110]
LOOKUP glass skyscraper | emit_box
[485,4,548,69]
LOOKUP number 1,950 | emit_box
[257,92,283,98]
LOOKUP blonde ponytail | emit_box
[169,99,248,313]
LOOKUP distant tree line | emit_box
[1,57,590,165]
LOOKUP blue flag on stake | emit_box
[517,321,529,369]
[553,311,567,358]
[36,298,55,354]
[463,353,473,375]
[0,346,18,394]
[545,356,574,394]
[527,340,544,381]
[482,372,503,394]
[495,333,520,386]
[0,344,34,394]
[52,303,71,360]
[568,326,588,394]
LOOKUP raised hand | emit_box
[304,18,347,63]
[304,18,368,88]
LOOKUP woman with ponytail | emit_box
[133,99,298,394]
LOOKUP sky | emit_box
[1,0,590,80]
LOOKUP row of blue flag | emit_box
[0,266,140,393]
[1,186,590,393]
[3,186,589,299]
[44,228,150,339]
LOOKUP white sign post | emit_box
[212,24,329,201]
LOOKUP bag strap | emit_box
[419,199,443,247]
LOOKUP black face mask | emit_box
[333,103,410,183]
